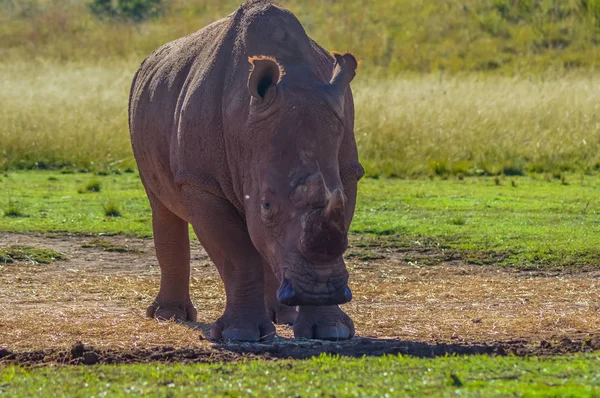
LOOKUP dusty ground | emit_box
[1,233,599,365]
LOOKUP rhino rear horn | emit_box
[248,56,284,103]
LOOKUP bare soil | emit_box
[1,233,599,366]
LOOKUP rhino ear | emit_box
[329,52,358,91]
[248,56,283,103]
[326,52,358,118]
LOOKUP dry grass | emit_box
[355,74,600,176]
[0,60,135,171]
[0,233,598,351]
[1,60,599,176]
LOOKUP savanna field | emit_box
[1,0,600,396]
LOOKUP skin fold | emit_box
[129,0,364,341]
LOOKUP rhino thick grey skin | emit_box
[128,0,364,341]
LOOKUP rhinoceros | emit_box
[128,0,364,341]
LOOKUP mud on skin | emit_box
[128,0,364,341]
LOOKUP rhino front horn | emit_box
[324,188,346,230]
[299,188,348,264]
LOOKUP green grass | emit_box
[2,354,600,397]
[0,245,65,264]
[1,171,598,268]
[0,172,150,237]
[103,200,123,217]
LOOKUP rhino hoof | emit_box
[146,299,197,322]
[210,314,276,342]
[267,303,298,325]
[293,306,355,341]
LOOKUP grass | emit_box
[0,245,65,264]
[1,1,600,176]
[1,62,599,176]
[81,238,140,253]
[2,198,25,218]
[0,60,135,172]
[355,75,600,177]
[2,0,599,74]
[2,354,600,396]
[103,200,122,217]
[78,180,102,193]
[0,171,598,268]
[0,172,150,236]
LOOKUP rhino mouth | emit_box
[276,268,352,306]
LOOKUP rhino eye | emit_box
[262,202,271,210]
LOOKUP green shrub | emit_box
[88,0,163,22]
[103,201,122,217]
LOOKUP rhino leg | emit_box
[182,186,276,342]
[293,305,355,341]
[146,193,197,322]
[263,262,298,325]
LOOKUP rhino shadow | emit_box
[189,324,511,358]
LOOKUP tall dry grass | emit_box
[355,74,600,176]
[0,60,135,171]
[1,61,598,176]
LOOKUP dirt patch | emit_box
[2,337,600,367]
[1,232,599,366]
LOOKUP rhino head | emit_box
[242,52,358,307]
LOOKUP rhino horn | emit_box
[323,188,346,230]
[299,188,348,264]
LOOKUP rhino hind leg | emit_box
[263,262,298,325]
[293,305,355,341]
[146,192,197,322]
[182,186,276,342]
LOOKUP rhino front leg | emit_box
[263,262,298,325]
[146,193,197,322]
[294,305,354,340]
[182,186,275,342]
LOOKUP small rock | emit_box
[540,340,552,349]
[0,348,11,359]
[71,341,85,358]
[83,352,99,365]
[472,318,482,324]
[560,338,573,346]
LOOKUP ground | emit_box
[2,232,598,366]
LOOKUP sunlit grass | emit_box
[355,74,600,177]
[3,354,600,396]
[1,171,598,268]
[0,60,135,172]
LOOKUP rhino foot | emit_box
[293,305,354,341]
[266,302,298,325]
[146,298,197,322]
[210,312,276,342]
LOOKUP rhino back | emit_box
[129,0,360,215]
[129,13,240,216]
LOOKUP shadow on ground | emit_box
[2,336,599,366]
